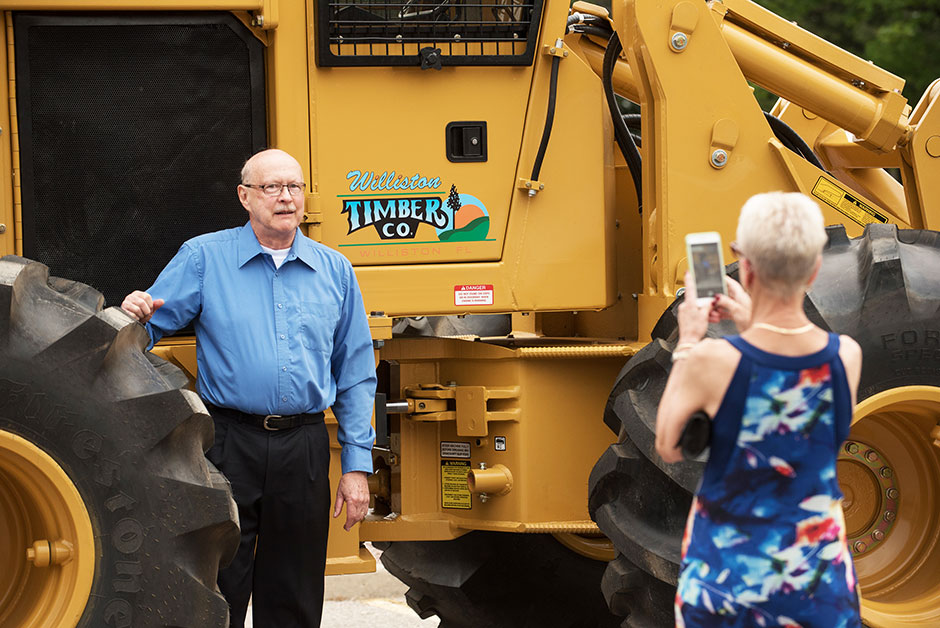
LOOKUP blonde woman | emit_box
[656,192,863,627]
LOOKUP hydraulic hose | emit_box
[603,32,642,211]
[530,54,560,182]
[763,111,826,171]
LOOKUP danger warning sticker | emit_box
[441,460,472,509]
[454,284,494,306]
[812,178,888,227]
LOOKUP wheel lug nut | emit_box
[880,466,893,478]
[845,442,859,454]
[854,541,867,553]
[886,487,899,500]
[872,529,885,541]
[865,449,879,462]
[884,511,896,522]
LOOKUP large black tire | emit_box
[379,531,622,628]
[588,224,940,626]
[0,256,239,627]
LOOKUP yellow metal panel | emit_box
[267,1,311,190]
[0,1,263,8]
[0,14,13,256]
[899,81,940,230]
[310,3,616,316]
[365,338,625,540]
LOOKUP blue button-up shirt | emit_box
[146,222,376,474]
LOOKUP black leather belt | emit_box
[205,403,325,431]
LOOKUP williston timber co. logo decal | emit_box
[342,169,490,241]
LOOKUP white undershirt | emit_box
[260,245,290,269]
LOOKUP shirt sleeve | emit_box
[330,262,377,475]
[145,244,203,349]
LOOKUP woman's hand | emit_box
[708,276,752,331]
[677,272,711,345]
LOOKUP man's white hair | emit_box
[736,192,828,293]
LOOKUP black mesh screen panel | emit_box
[15,13,266,308]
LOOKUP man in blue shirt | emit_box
[121,148,376,628]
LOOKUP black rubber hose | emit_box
[566,13,613,34]
[603,32,642,211]
[572,24,615,40]
[763,111,826,171]
[622,113,642,129]
[530,54,560,182]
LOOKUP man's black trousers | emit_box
[206,412,332,628]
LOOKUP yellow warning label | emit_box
[441,460,472,510]
[812,178,888,227]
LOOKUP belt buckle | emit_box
[263,414,282,431]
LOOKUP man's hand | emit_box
[121,290,164,324]
[333,471,369,531]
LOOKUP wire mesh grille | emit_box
[318,0,543,66]
[15,14,266,309]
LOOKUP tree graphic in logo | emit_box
[447,184,461,215]
[437,184,490,242]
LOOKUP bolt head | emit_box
[846,442,859,454]
[880,466,893,478]
[865,449,879,462]
[853,541,867,553]
[710,149,729,168]
[872,529,885,541]
[886,487,899,500]
[670,32,688,51]
[884,511,896,522]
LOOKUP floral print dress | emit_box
[676,334,861,628]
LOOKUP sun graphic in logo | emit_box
[437,185,490,242]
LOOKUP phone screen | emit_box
[690,242,725,298]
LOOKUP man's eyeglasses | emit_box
[242,182,306,197]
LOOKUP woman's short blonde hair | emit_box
[736,192,828,293]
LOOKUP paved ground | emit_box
[244,544,440,627]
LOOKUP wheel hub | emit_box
[0,429,95,628]
[838,440,897,555]
[842,386,940,627]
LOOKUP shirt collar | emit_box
[237,222,318,271]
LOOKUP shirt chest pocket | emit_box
[300,301,340,354]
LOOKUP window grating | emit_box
[316,0,544,66]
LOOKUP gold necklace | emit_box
[751,322,816,335]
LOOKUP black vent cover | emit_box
[316,0,544,67]
[15,12,266,308]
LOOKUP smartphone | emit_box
[685,231,727,305]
